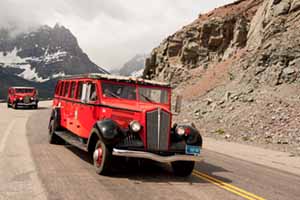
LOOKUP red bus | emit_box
[49,74,203,176]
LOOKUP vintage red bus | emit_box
[49,74,203,176]
[7,87,39,109]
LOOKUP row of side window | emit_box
[55,81,98,103]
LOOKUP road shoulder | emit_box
[203,137,300,176]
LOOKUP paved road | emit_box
[1,101,300,200]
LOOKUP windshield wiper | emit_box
[106,90,121,99]
[141,94,155,103]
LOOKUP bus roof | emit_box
[60,73,171,87]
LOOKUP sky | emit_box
[0,0,234,70]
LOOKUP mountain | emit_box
[0,24,108,82]
[0,24,108,99]
[119,54,147,77]
[144,0,300,155]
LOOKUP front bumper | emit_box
[16,102,37,106]
[112,148,203,163]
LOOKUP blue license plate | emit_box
[185,145,201,155]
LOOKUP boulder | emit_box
[290,0,300,12]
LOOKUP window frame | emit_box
[69,81,77,99]
[64,81,70,97]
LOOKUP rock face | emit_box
[144,0,263,85]
[118,54,147,77]
[244,0,300,86]
[0,24,107,82]
[145,0,300,155]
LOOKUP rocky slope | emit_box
[145,0,300,155]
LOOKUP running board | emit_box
[55,131,88,152]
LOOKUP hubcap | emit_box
[93,146,103,166]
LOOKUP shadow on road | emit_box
[12,106,49,110]
[65,145,233,184]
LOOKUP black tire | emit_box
[48,119,64,144]
[93,138,112,175]
[7,103,10,108]
[12,103,18,109]
[34,104,38,109]
[171,161,195,177]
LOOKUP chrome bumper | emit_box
[112,148,203,163]
[17,102,37,106]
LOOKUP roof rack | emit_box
[60,73,171,87]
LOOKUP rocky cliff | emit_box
[145,0,300,155]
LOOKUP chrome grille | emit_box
[146,109,170,151]
[24,96,31,103]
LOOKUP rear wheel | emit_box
[171,161,195,177]
[93,139,112,175]
[48,119,64,144]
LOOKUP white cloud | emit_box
[0,0,234,70]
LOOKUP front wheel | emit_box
[93,139,112,175]
[171,161,195,177]
[12,102,18,109]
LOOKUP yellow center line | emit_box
[192,170,266,200]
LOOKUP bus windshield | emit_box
[101,82,169,104]
[15,88,34,93]
[138,87,169,104]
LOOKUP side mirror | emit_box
[174,95,182,114]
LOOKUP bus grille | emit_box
[146,109,170,151]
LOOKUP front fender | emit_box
[173,124,203,147]
[185,126,203,147]
[92,119,124,145]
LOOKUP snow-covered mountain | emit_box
[118,54,147,77]
[0,24,108,83]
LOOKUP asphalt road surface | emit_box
[1,101,300,200]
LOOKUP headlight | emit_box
[19,97,23,100]
[130,121,141,132]
[176,127,185,136]
[31,97,34,100]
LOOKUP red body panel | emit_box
[52,78,172,148]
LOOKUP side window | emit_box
[76,82,83,100]
[69,82,76,98]
[64,82,70,97]
[89,83,98,102]
[59,82,65,96]
[55,82,61,95]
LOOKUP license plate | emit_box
[185,145,201,155]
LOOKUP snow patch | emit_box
[0,48,27,64]
[19,64,50,82]
[131,69,144,77]
[52,72,66,78]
